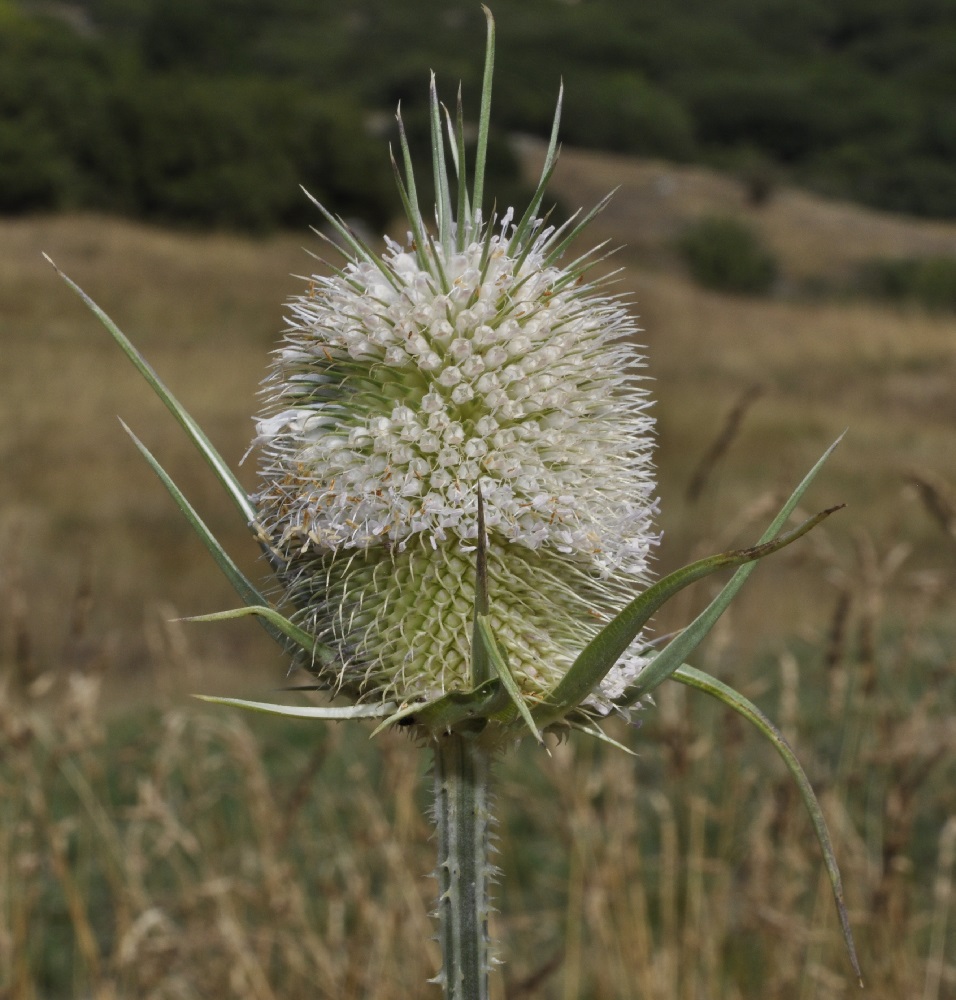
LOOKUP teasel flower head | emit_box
[49,16,858,986]
[52,14,838,752]
[251,39,659,732]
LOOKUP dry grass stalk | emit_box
[907,469,956,542]
[923,816,956,1000]
[685,384,764,504]
[0,642,952,998]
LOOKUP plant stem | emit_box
[433,732,494,1000]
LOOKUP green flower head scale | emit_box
[253,17,658,722]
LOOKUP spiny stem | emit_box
[433,733,494,1000]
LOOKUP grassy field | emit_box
[1,149,954,997]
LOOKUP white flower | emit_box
[252,65,658,716]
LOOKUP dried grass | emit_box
[2,580,951,998]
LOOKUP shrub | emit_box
[0,17,128,213]
[679,74,827,163]
[860,255,956,311]
[678,215,778,294]
[562,71,697,160]
[0,117,70,213]
[120,76,310,232]
[0,12,402,231]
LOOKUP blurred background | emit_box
[6,0,956,227]
[1,1,954,997]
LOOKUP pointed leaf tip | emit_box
[194,694,393,721]
[50,263,256,525]
[673,665,862,984]
[477,615,544,745]
[472,3,496,223]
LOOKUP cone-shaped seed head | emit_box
[255,215,658,712]
[254,53,658,717]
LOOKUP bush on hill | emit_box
[678,216,778,295]
[860,255,956,312]
[0,10,398,230]
[561,72,696,160]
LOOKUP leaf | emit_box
[541,190,616,269]
[300,188,400,290]
[182,605,335,667]
[194,695,393,720]
[447,90,471,250]
[45,256,256,526]
[671,664,863,987]
[118,422,293,648]
[508,79,563,253]
[392,112,430,272]
[617,434,846,706]
[430,71,453,250]
[369,679,508,739]
[476,615,543,744]
[619,509,842,704]
[536,502,843,727]
[471,5,495,224]
[470,486,491,687]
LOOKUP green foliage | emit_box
[0,117,69,213]
[0,7,397,230]
[562,72,696,160]
[9,0,956,224]
[825,152,956,219]
[0,17,123,213]
[860,255,956,311]
[139,0,259,73]
[678,216,778,295]
[113,77,396,231]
